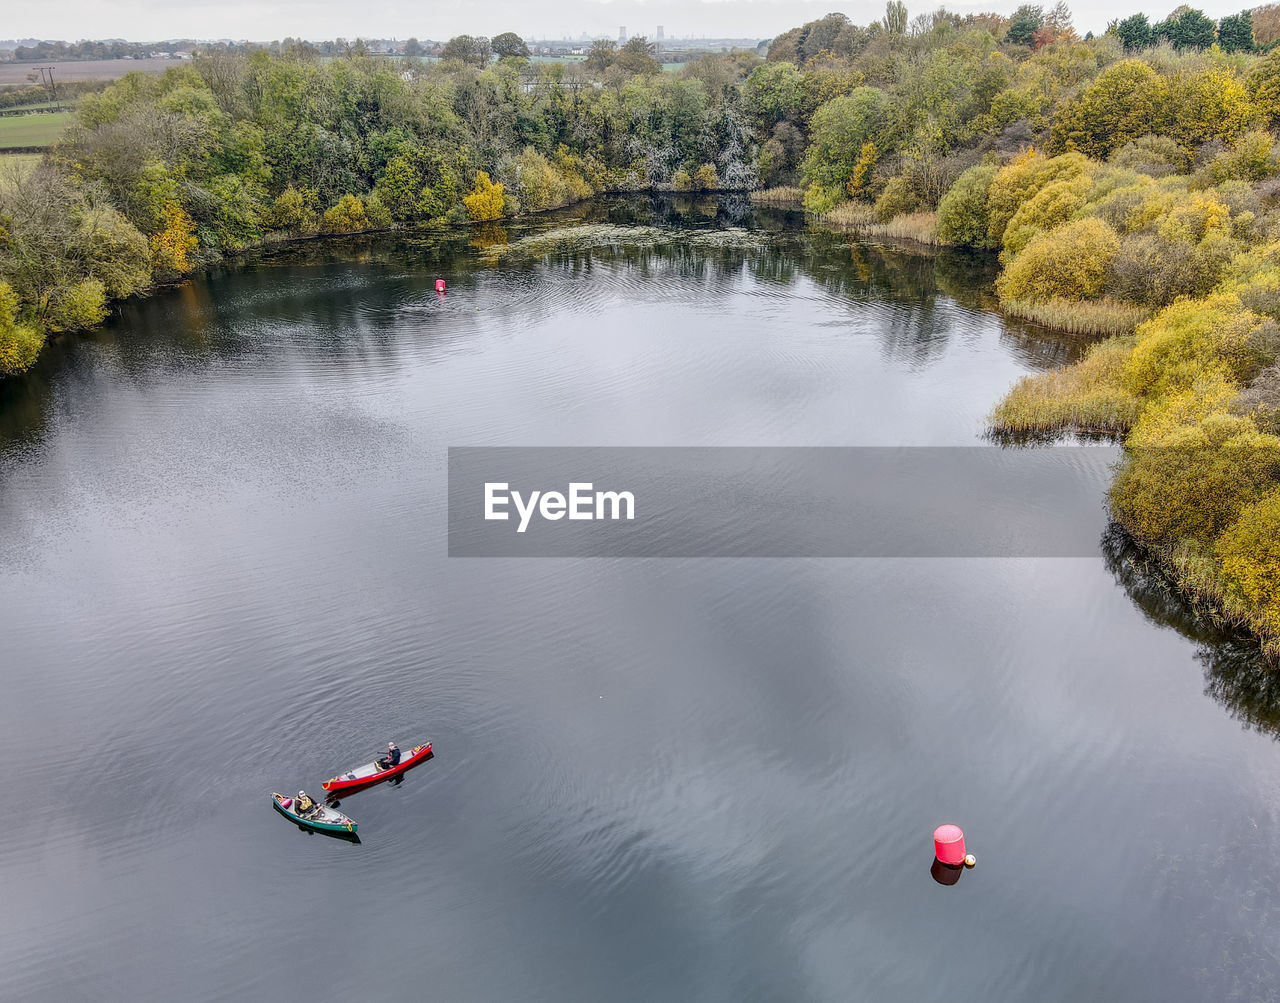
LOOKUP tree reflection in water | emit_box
[1103,523,1280,739]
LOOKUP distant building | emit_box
[657,26,664,41]
[619,26,627,43]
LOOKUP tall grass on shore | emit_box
[817,201,877,227]
[988,338,1142,435]
[817,205,942,245]
[749,186,804,206]
[866,211,940,244]
[1001,296,1151,336]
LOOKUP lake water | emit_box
[1,197,1278,1001]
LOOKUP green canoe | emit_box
[271,792,358,835]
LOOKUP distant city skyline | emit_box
[4,0,1267,46]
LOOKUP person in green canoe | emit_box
[376,742,400,772]
[294,790,318,816]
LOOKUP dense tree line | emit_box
[0,33,757,371]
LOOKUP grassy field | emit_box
[0,57,176,85]
[0,111,74,149]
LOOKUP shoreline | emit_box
[38,186,754,347]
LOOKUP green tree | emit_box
[1217,11,1255,52]
[1115,13,1155,50]
[758,121,806,185]
[46,278,107,333]
[1051,59,1171,158]
[321,194,370,232]
[1005,5,1045,45]
[492,32,530,59]
[793,13,857,63]
[692,163,720,190]
[376,154,429,221]
[996,218,1121,302]
[986,148,1090,247]
[0,281,43,376]
[1111,422,1280,546]
[615,37,660,75]
[442,35,492,67]
[1154,8,1217,49]
[77,205,152,299]
[585,39,617,73]
[1218,491,1280,619]
[1169,67,1259,150]
[937,164,998,248]
[800,88,890,195]
[883,0,908,35]
[874,176,918,221]
[268,187,316,232]
[743,62,803,130]
[1249,49,1280,130]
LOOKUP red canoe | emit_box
[322,742,433,791]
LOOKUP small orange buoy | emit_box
[933,824,966,866]
[435,278,446,294]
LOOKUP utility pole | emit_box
[34,66,61,111]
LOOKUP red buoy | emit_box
[933,824,966,866]
[435,278,446,293]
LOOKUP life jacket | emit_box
[296,794,314,812]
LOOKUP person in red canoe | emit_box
[376,742,400,772]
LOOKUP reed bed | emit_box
[865,211,940,245]
[748,186,804,206]
[816,205,942,245]
[1002,296,1151,337]
[987,338,1142,435]
[817,201,877,227]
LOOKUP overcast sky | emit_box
[4,0,1258,45]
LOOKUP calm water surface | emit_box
[1,198,1278,1001]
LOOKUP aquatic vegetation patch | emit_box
[482,224,766,262]
[1001,297,1151,337]
[989,338,1142,436]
